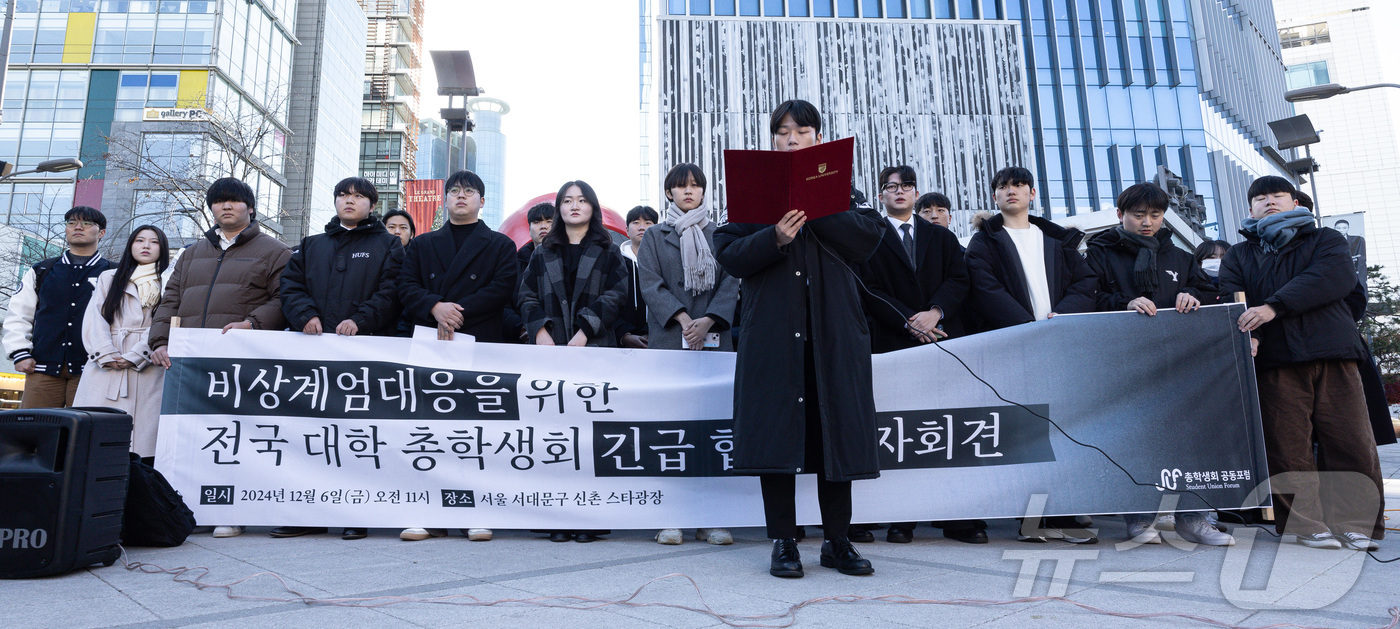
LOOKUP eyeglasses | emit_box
[446,186,480,198]
[64,219,98,229]
[881,182,916,193]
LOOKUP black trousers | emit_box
[758,342,852,540]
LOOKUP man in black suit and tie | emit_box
[856,165,976,544]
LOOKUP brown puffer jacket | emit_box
[149,222,292,349]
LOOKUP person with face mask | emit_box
[1192,240,1230,294]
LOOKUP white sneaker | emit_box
[1339,532,1379,551]
[1176,515,1234,546]
[696,528,733,545]
[1295,532,1343,549]
[1154,514,1176,531]
[212,525,244,538]
[656,528,683,545]
[399,527,447,541]
[466,528,493,541]
[1125,518,1162,544]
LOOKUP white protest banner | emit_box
[157,304,1269,528]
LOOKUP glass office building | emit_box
[645,0,1296,237]
[467,97,509,228]
[0,0,300,243]
[414,118,463,182]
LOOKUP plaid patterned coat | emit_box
[517,240,629,347]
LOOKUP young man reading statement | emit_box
[715,99,885,578]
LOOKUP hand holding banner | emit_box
[157,305,1268,528]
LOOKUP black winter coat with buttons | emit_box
[714,203,884,482]
[397,220,519,343]
[280,215,405,335]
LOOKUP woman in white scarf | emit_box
[74,226,170,460]
[635,163,742,546]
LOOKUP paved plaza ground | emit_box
[6,443,1400,629]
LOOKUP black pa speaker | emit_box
[0,407,132,578]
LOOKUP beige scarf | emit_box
[131,263,161,309]
[666,196,717,295]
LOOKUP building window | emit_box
[1285,60,1329,90]
[1279,22,1329,49]
[142,133,202,175]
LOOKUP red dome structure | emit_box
[499,193,629,248]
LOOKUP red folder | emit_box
[723,137,855,225]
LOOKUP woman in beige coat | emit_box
[74,226,170,459]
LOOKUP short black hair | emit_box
[1246,175,1296,202]
[1295,191,1314,210]
[444,170,486,199]
[206,177,256,212]
[663,163,707,192]
[64,205,106,230]
[878,165,917,188]
[1192,239,1230,266]
[915,192,951,212]
[1115,182,1169,214]
[626,205,659,225]
[381,208,415,236]
[990,166,1035,192]
[527,202,555,224]
[334,176,379,208]
[1334,219,1349,227]
[769,99,822,135]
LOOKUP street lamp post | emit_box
[429,51,481,175]
[1267,115,1324,224]
[1285,82,1400,102]
[0,158,84,182]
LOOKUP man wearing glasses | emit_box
[855,166,972,544]
[398,169,519,344]
[396,170,517,543]
[4,206,112,407]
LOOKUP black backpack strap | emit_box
[31,257,59,293]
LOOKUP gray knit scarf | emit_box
[666,196,717,295]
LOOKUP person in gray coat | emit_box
[637,163,741,547]
[636,164,740,352]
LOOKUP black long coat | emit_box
[714,208,884,482]
[857,210,969,352]
[963,213,1097,332]
[280,216,405,335]
[398,222,519,343]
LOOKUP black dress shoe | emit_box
[769,539,803,578]
[848,525,875,543]
[574,532,601,543]
[269,526,327,538]
[820,537,873,575]
[341,528,367,540]
[549,531,571,542]
[886,527,913,544]
[944,527,988,544]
